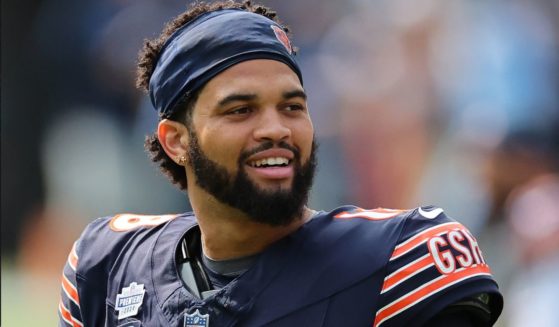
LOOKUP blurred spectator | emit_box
[14,0,194,278]
[504,174,559,327]
[483,123,559,326]
[317,0,442,209]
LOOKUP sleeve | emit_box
[58,213,179,326]
[58,217,115,327]
[372,206,503,327]
[423,309,479,327]
[59,241,84,327]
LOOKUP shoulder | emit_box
[331,204,453,226]
[322,205,413,231]
[307,205,424,264]
[74,212,196,279]
[327,205,477,255]
[287,205,418,294]
[368,205,504,327]
[312,205,473,268]
[312,205,502,326]
[317,205,426,249]
[60,212,195,326]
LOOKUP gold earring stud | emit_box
[178,156,187,166]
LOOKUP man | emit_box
[59,1,503,326]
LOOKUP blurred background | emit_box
[2,0,558,325]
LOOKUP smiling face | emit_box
[185,59,317,225]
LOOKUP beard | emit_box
[187,130,317,226]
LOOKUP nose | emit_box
[253,109,291,143]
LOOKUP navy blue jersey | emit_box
[59,206,503,326]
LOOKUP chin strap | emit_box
[176,228,212,299]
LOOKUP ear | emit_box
[157,119,190,165]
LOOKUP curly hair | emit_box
[136,0,294,191]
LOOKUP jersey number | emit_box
[109,214,178,232]
[335,208,405,220]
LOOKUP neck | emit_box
[187,186,313,260]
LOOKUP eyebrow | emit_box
[283,89,307,101]
[216,89,307,108]
[217,93,257,107]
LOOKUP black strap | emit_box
[425,293,493,326]
[176,227,212,298]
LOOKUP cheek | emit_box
[295,120,315,159]
[199,125,246,167]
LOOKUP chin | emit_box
[254,179,293,191]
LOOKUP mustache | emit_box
[238,141,301,163]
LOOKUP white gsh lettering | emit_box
[428,229,486,274]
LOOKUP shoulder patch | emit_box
[334,207,407,221]
[109,213,178,232]
[115,282,146,320]
[374,218,495,327]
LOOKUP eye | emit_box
[284,103,305,112]
[226,106,252,115]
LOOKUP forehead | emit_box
[196,59,304,106]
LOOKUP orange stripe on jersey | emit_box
[391,222,462,261]
[61,273,80,306]
[335,208,405,221]
[373,264,492,327]
[59,300,83,327]
[68,242,78,272]
[381,254,434,294]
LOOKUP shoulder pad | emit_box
[74,213,190,279]
[64,212,195,326]
[373,206,503,327]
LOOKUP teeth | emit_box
[251,157,289,167]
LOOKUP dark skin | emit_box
[157,59,315,260]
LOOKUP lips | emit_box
[249,157,290,167]
[245,148,295,180]
[246,148,294,166]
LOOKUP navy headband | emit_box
[149,9,303,117]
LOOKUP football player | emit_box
[59,1,503,326]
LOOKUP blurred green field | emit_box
[2,260,59,326]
